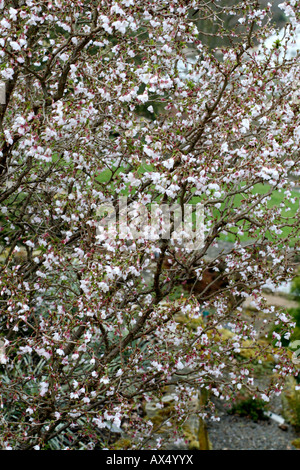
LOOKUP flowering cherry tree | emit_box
[0,0,299,450]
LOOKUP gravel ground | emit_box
[207,414,297,450]
[207,396,299,450]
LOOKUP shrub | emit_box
[228,398,269,422]
[0,0,299,450]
